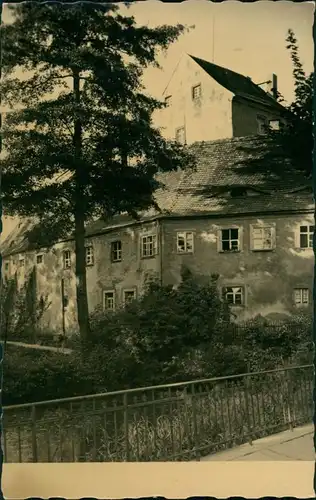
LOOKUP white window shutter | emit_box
[270,224,276,249]
[238,226,243,251]
[216,229,222,252]
[249,224,255,251]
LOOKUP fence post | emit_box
[123,392,130,461]
[244,378,253,445]
[286,369,293,431]
[31,405,38,463]
[191,384,200,461]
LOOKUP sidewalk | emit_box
[201,424,314,461]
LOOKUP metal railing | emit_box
[2,364,314,462]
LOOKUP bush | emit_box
[3,269,313,405]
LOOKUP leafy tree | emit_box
[1,3,195,342]
[232,29,313,181]
[0,270,50,342]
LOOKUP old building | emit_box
[1,137,313,334]
[154,53,285,144]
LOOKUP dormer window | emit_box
[230,187,248,198]
[192,84,202,101]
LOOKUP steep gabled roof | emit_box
[189,55,284,110]
[1,136,312,257]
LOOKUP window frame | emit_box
[103,290,116,311]
[85,245,94,267]
[293,288,310,306]
[4,261,9,272]
[165,95,172,106]
[176,231,194,254]
[36,254,44,265]
[218,226,242,253]
[175,126,186,144]
[141,234,158,258]
[192,83,202,101]
[63,250,71,269]
[250,224,276,251]
[257,114,268,135]
[222,285,245,306]
[299,225,314,249]
[123,288,137,306]
[111,240,122,263]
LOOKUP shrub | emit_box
[3,269,313,405]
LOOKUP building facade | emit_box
[1,137,313,334]
[154,54,285,144]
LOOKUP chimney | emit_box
[259,74,278,99]
[271,73,278,99]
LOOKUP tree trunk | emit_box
[73,70,90,343]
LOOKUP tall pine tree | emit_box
[0,3,195,342]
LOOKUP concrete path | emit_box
[201,424,314,461]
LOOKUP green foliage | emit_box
[1,3,195,339]
[4,270,312,405]
[231,29,312,182]
[1,3,194,233]
[0,271,50,342]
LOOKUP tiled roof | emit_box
[1,136,313,257]
[189,55,284,110]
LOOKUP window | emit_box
[293,288,309,306]
[299,225,314,249]
[257,115,268,135]
[85,245,94,266]
[165,95,172,106]
[220,228,240,252]
[222,286,244,306]
[192,84,202,101]
[251,225,275,251]
[18,257,25,268]
[4,262,9,271]
[175,126,186,145]
[141,234,157,258]
[269,119,280,131]
[63,250,71,269]
[123,289,136,306]
[103,290,115,311]
[177,232,194,253]
[36,254,43,265]
[111,240,122,262]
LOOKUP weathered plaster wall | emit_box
[3,211,313,334]
[161,213,314,321]
[232,97,284,137]
[4,221,161,335]
[154,56,234,144]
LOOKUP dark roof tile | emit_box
[189,55,284,110]
[1,137,312,257]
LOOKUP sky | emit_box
[1,1,314,241]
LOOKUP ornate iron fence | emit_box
[3,364,313,462]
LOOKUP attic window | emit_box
[230,187,248,198]
[192,84,202,101]
[165,95,172,107]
